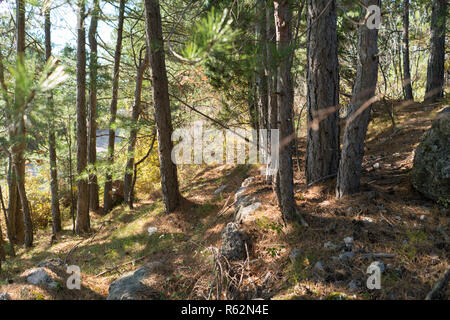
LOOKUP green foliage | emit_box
[182,8,240,63]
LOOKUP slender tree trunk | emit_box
[0,185,15,257]
[75,0,90,234]
[7,0,26,246]
[305,0,340,185]
[45,6,61,234]
[425,0,446,103]
[103,0,126,213]
[402,1,413,101]
[10,0,32,247]
[13,157,33,246]
[124,52,149,206]
[256,0,268,132]
[336,0,380,198]
[267,5,281,202]
[88,0,100,212]
[274,0,295,221]
[144,0,181,213]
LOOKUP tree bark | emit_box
[45,6,61,234]
[75,0,90,234]
[256,0,268,132]
[425,0,446,103]
[124,51,149,206]
[144,0,181,213]
[274,0,295,221]
[336,0,380,198]
[9,0,33,247]
[402,0,413,101]
[305,0,340,185]
[267,5,281,203]
[0,185,15,257]
[103,0,126,213]
[88,0,100,212]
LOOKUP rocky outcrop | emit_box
[22,267,59,289]
[412,107,450,202]
[107,262,164,300]
[221,222,248,261]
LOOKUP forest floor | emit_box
[0,99,449,300]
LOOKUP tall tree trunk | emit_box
[10,0,33,247]
[305,0,340,185]
[124,51,149,207]
[103,0,126,213]
[256,0,268,132]
[13,158,33,246]
[7,0,26,246]
[267,5,281,202]
[75,0,90,234]
[45,6,61,234]
[336,0,380,198]
[425,0,446,103]
[402,1,413,101]
[274,0,295,221]
[144,0,181,213]
[88,0,100,212]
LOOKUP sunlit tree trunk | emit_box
[402,0,413,101]
[144,0,181,212]
[336,0,380,198]
[104,0,126,213]
[124,52,149,207]
[75,0,90,234]
[274,0,295,221]
[425,0,446,103]
[45,6,61,235]
[88,0,100,212]
[9,0,33,247]
[305,0,340,185]
[267,5,281,202]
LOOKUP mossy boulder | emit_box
[412,107,450,202]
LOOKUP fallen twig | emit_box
[95,255,148,277]
[425,268,450,300]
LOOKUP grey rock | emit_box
[338,252,356,262]
[235,202,261,223]
[234,194,254,212]
[411,107,450,202]
[289,248,301,263]
[241,177,254,188]
[234,187,247,202]
[221,222,248,261]
[314,261,324,272]
[344,237,354,245]
[214,185,227,195]
[26,268,52,285]
[348,280,359,291]
[0,292,11,300]
[324,241,339,250]
[369,261,385,274]
[107,262,164,300]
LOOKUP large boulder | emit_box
[107,262,164,300]
[412,107,450,202]
[221,222,248,261]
